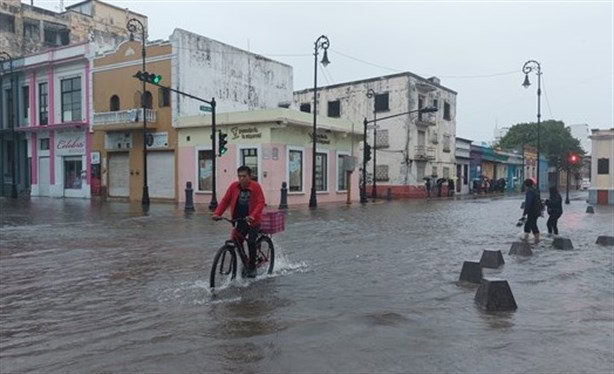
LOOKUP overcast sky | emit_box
[33,0,613,142]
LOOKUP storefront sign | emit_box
[91,151,101,165]
[308,133,331,145]
[231,127,262,140]
[56,131,85,156]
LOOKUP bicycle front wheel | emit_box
[210,244,237,289]
[255,236,275,276]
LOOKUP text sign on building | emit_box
[230,127,262,140]
[55,131,85,156]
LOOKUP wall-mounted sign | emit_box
[230,127,262,140]
[146,132,169,149]
[308,133,331,145]
[91,151,101,165]
[55,130,85,155]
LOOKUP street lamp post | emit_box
[309,35,330,209]
[127,18,150,206]
[0,52,17,198]
[522,60,542,190]
[366,89,377,201]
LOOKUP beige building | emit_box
[588,128,613,205]
[91,40,175,201]
[0,0,146,57]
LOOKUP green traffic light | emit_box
[152,75,162,84]
[220,148,227,155]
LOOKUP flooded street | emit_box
[1,193,613,373]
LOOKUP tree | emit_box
[497,120,585,172]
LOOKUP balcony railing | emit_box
[415,145,436,160]
[93,108,157,126]
[416,113,437,127]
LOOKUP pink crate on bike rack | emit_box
[260,211,285,234]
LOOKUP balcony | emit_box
[416,112,437,127]
[414,145,436,161]
[93,109,157,131]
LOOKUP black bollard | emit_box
[184,181,195,212]
[479,249,505,269]
[596,236,614,246]
[509,241,533,256]
[279,182,288,210]
[552,237,574,250]
[475,277,518,312]
[387,188,392,201]
[459,261,483,284]
[586,206,594,214]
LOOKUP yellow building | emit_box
[91,40,176,201]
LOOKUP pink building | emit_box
[176,109,362,207]
[16,43,94,198]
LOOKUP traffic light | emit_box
[134,71,162,84]
[364,143,372,163]
[218,131,228,156]
[568,153,579,164]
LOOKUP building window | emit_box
[159,87,170,107]
[433,98,438,110]
[0,13,15,33]
[444,102,451,121]
[198,150,214,191]
[443,134,451,152]
[327,100,340,118]
[23,22,39,39]
[39,83,48,125]
[22,86,29,121]
[40,138,49,151]
[418,95,425,121]
[337,154,348,191]
[240,148,258,182]
[5,88,14,128]
[64,158,83,189]
[417,163,425,181]
[443,167,450,179]
[110,95,120,111]
[315,152,327,191]
[143,91,153,109]
[288,149,303,192]
[376,129,389,148]
[61,77,81,122]
[44,28,58,45]
[376,164,389,181]
[597,158,609,175]
[463,164,468,185]
[432,166,438,177]
[375,93,389,112]
[300,103,311,113]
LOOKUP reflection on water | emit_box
[0,193,612,373]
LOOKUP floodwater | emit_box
[1,193,613,373]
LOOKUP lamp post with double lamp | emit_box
[361,106,438,204]
[127,18,150,206]
[308,35,330,209]
[0,52,17,198]
[522,60,542,190]
[366,89,378,201]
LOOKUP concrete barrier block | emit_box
[553,237,574,250]
[459,261,483,284]
[475,277,518,312]
[596,236,614,246]
[509,241,533,256]
[480,250,505,269]
[586,206,594,214]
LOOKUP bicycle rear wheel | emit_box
[210,244,237,289]
[255,236,275,276]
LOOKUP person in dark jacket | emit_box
[545,186,563,237]
[522,178,542,243]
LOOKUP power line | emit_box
[541,74,554,119]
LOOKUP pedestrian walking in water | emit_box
[545,186,563,237]
[424,178,432,198]
[521,178,542,244]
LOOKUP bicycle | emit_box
[209,216,277,289]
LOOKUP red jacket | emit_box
[214,180,266,225]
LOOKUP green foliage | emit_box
[497,120,585,171]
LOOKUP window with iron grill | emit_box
[376,164,389,181]
[375,93,389,112]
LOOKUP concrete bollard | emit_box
[596,236,614,246]
[459,261,483,284]
[586,206,594,214]
[520,202,525,209]
[475,277,518,312]
[509,241,533,256]
[479,250,505,269]
[184,181,195,212]
[552,237,574,250]
[278,182,288,210]
[387,188,392,201]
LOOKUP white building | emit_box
[293,72,457,199]
[588,128,613,205]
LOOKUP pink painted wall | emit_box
[85,62,91,185]
[31,133,37,184]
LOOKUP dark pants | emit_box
[524,214,540,234]
[547,213,561,235]
[237,221,259,270]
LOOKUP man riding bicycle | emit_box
[212,166,265,278]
